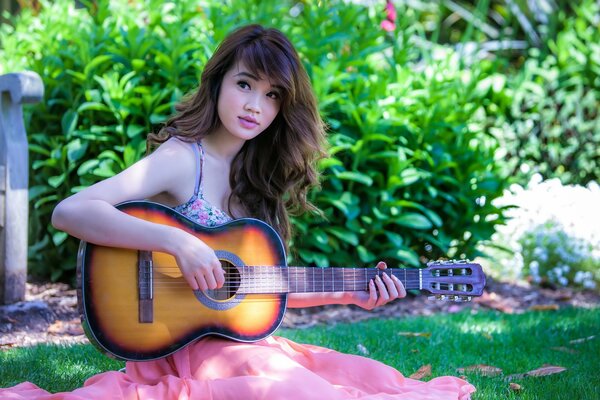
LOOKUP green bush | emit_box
[294,45,508,267]
[490,0,600,186]
[1,0,508,281]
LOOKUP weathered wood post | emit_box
[0,71,44,304]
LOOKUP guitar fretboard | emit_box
[235,266,422,294]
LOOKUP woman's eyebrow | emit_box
[234,71,260,81]
[234,71,284,91]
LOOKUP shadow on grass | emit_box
[0,344,124,393]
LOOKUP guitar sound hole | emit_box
[205,261,241,301]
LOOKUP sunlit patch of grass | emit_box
[457,318,508,335]
[1,307,598,399]
[0,344,124,392]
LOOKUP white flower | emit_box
[558,276,568,286]
[583,280,597,289]
[529,260,539,273]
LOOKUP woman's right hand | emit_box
[170,230,225,291]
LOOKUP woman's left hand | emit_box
[349,261,406,310]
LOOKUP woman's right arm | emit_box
[52,138,186,251]
[51,138,225,291]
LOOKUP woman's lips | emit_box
[238,116,258,129]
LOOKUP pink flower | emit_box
[381,0,397,32]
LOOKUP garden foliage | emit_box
[490,0,600,186]
[1,0,595,281]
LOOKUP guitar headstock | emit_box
[423,260,486,302]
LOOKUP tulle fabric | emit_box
[1,336,474,399]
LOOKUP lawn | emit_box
[1,307,599,399]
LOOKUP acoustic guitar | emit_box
[77,201,486,361]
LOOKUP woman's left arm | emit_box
[287,262,406,309]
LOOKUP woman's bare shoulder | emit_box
[61,137,197,206]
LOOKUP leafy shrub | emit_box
[490,0,600,186]
[1,0,216,280]
[294,45,508,268]
[1,0,509,281]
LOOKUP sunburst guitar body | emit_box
[77,201,485,361]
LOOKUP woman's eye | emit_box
[267,91,280,100]
[237,80,250,89]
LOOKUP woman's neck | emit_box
[203,127,246,164]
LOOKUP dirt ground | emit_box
[1,276,599,349]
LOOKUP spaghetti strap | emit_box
[173,140,232,225]
[191,142,202,196]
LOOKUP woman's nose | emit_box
[244,95,261,114]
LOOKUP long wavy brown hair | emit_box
[147,24,327,247]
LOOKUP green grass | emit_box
[1,307,599,399]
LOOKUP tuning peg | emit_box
[453,295,473,302]
[428,295,445,301]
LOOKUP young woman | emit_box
[1,24,475,399]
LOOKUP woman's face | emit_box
[216,61,282,142]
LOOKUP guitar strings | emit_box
[134,265,469,294]
[147,266,427,292]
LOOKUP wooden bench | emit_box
[0,71,44,304]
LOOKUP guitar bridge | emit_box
[138,250,153,323]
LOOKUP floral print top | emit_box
[173,141,232,227]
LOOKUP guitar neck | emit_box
[236,266,423,294]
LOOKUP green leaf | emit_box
[394,200,442,227]
[61,110,78,136]
[389,168,422,188]
[28,144,51,156]
[48,174,66,188]
[77,159,100,176]
[126,124,146,139]
[33,194,58,209]
[326,227,359,246]
[394,213,433,230]
[312,254,329,268]
[52,231,68,247]
[383,231,404,247]
[394,249,420,267]
[318,158,344,169]
[77,102,111,113]
[357,245,376,263]
[29,185,52,201]
[335,171,373,186]
[66,139,88,162]
[84,55,113,77]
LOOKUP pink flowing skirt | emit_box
[1,336,475,399]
